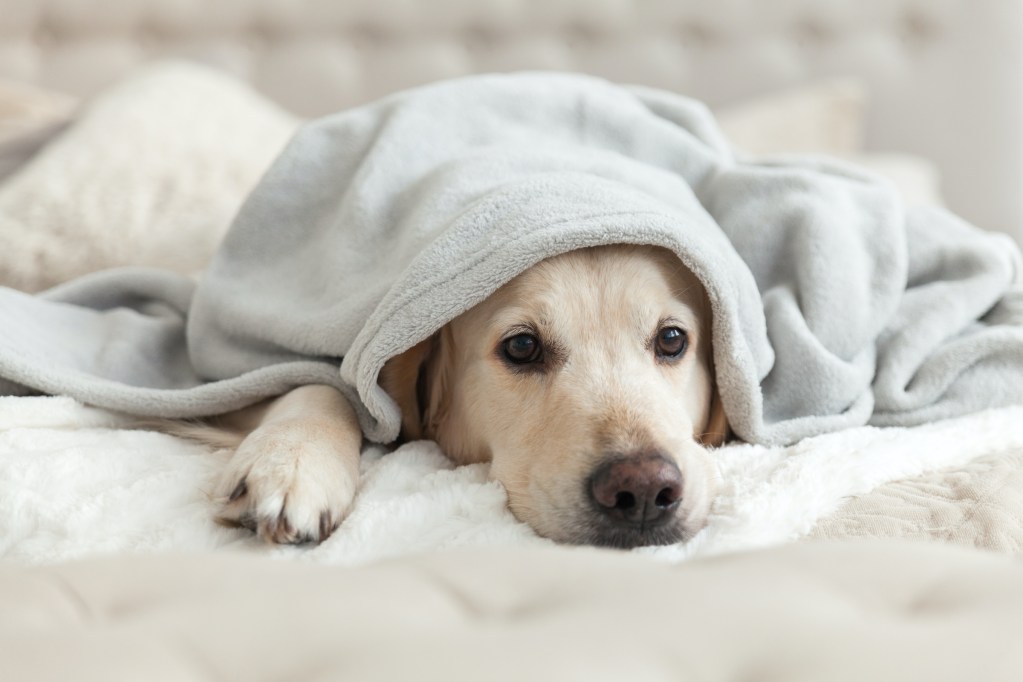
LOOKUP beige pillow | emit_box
[848,152,944,207]
[715,80,943,206]
[715,79,867,156]
[0,62,299,292]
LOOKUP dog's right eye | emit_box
[502,333,543,365]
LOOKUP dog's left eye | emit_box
[655,326,688,359]
[502,333,543,365]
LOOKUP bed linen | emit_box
[0,63,1021,559]
[0,67,940,292]
[810,448,1023,551]
[2,65,1022,448]
[0,61,1018,552]
[4,395,1022,564]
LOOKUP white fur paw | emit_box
[215,422,359,544]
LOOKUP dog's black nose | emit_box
[589,453,683,525]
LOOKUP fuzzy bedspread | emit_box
[4,395,1022,564]
[2,64,1022,447]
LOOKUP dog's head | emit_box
[381,245,727,548]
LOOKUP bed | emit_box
[2,1,1022,679]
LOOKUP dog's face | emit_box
[382,245,727,548]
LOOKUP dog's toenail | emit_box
[319,510,333,539]
[276,508,293,537]
[228,478,247,502]
[262,516,279,539]
[237,513,256,531]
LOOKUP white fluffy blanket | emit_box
[4,395,1022,565]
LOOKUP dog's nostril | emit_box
[655,486,679,508]
[614,491,636,510]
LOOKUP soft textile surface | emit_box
[715,78,867,156]
[4,396,1023,565]
[811,449,1023,552]
[1,65,1014,567]
[0,66,298,292]
[2,542,1022,682]
[715,79,944,206]
[2,67,1021,447]
[0,66,938,292]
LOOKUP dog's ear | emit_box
[699,385,730,447]
[378,327,454,441]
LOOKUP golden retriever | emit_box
[192,244,728,548]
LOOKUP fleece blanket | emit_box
[2,68,1023,448]
[4,395,1023,564]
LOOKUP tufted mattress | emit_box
[2,542,1023,681]
[1,0,1020,240]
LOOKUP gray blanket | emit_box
[2,72,1022,445]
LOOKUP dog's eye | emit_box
[502,333,542,364]
[655,327,688,359]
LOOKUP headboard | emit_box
[1,0,1020,239]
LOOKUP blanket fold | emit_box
[2,70,1022,445]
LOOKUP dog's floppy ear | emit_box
[699,386,730,447]
[378,327,454,441]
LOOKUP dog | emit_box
[183,244,728,549]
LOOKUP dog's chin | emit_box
[535,513,699,549]
[580,518,694,549]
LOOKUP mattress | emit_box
[2,542,1022,682]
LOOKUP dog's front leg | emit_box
[216,385,362,544]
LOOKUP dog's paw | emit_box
[215,421,359,544]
